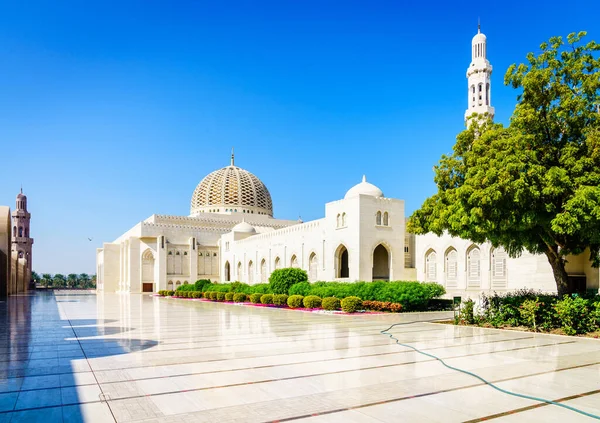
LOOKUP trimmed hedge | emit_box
[362,300,402,312]
[216,292,226,302]
[249,293,263,303]
[261,294,274,304]
[288,295,304,308]
[273,294,289,306]
[303,295,322,309]
[341,296,362,313]
[269,268,308,294]
[225,292,234,302]
[233,293,248,302]
[322,297,341,311]
[210,291,218,301]
[288,281,444,311]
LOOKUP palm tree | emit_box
[78,273,90,289]
[31,271,40,286]
[91,274,97,288]
[53,274,66,288]
[42,273,53,289]
[67,274,78,289]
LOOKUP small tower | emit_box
[11,188,34,289]
[465,22,495,124]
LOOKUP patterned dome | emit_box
[190,154,273,217]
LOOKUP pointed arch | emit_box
[274,256,281,270]
[248,260,254,284]
[335,244,349,278]
[167,281,173,290]
[376,211,382,225]
[336,214,341,228]
[142,249,155,284]
[383,212,389,226]
[260,258,267,283]
[372,244,390,281]
[425,248,437,282]
[466,245,481,287]
[290,254,298,268]
[308,252,318,281]
[341,212,347,226]
[444,247,458,287]
[224,261,231,282]
[237,261,242,281]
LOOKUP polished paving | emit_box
[0,291,600,422]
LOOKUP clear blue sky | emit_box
[0,1,598,275]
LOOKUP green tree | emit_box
[31,271,40,285]
[53,274,66,288]
[91,274,96,288]
[409,32,600,296]
[42,273,53,288]
[67,273,78,289]
[78,273,90,288]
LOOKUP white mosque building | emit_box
[96,27,599,297]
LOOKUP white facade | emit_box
[221,176,406,284]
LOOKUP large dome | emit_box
[190,155,273,217]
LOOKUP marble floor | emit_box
[0,292,600,423]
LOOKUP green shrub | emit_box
[287,295,304,308]
[322,297,341,311]
[225,292,234,302]
[260,294,274,304]
[250,293,263,303]
[192,291,202,299]
[288,281,311,296]
[216,292,226,302]
[269,268,308,294]
[456,299,476,325]
[167,290,174,296]
[341,296,362,313]
[519,298,542,330]
[303,295,322,309]
[233,293,247,302]
[273,294,289,306]
[203,291,211,299]
[194,279,211,292]
[554,296,596,335]
[209,291,218,301]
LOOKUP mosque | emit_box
[96,27,600,297]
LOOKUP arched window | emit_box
[167,281,174,290]
[425,250,437,282]
[342,213,347,226]
[490,247,508,288]
[274,257,281,270]
[383,212,389,226]
[309,253,318,281]
[445,248,458,286]
[24,228,28,237]
[486,83,490,106]
[290,255,298,268]
[18,227,23,237]
[224,261,231,282]
[248,261,254,284]
[260,259,267,283]
[336,214,341,228]
[467,246,481,287]
[13,226,16,237]
[335,245,349,278]
[237,262,242,280]
[376,211,382,225]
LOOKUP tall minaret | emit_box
[11,189,34,286]
[465,22,494,123]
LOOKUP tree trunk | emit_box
[544,249,571,297]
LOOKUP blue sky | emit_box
[0,1,598,274]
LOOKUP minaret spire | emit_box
[230,147,235,166]
[465,23,494,125]
[478,17,480,33]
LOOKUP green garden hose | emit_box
[380,321,600,420]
